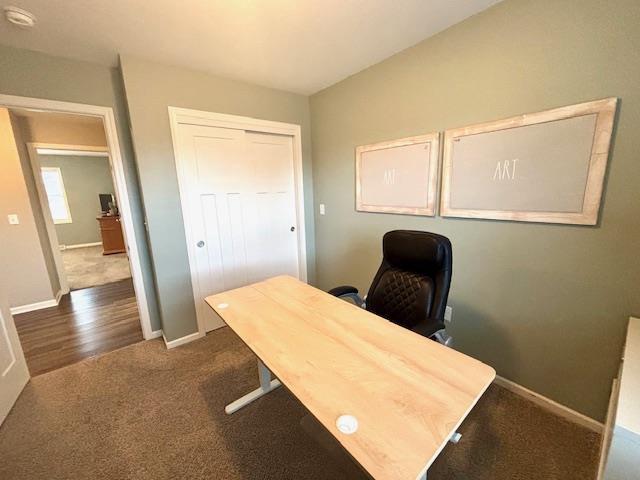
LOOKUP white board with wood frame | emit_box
[440,98,617,225]
[356,133,440,216]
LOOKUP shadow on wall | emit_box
[449,258,615,412]
[449,302,515,378]
[316,225,392,292]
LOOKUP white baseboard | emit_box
[10,296,58,315]
[147,329,163,340]
[597,377,619,480]
[494,376,603,433]
[60,242,102,251]
[162,330,205,349]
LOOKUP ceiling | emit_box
[0,0,501,94]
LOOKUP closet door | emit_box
[176,124,300,332]
[244,131,299,283]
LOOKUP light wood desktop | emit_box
[205,275,495,480]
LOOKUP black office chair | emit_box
[328,230,453,346]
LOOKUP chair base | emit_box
[432,329,453,347]
[339,292,365,308]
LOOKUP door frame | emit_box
[0,93,156,341]
[27,143,114,295]
[168,107,308,336]
[26,143,110,296]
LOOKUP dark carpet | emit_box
[0,327,601,479]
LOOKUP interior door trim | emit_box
[0,93,157,342]
[168,107,308,338]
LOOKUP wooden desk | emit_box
[205,276,495,480]
[96,215,126,255]
[599,317,640,479]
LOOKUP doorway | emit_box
[28,140,132,292]
[169,108,307,335]
[0,95,154,377]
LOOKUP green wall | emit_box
[1,0,636,420]
[0,45,161,332]
[310,0,640,420]
[39,155,115,246]
[120,56,315,341]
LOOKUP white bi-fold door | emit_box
[175,121,304,332]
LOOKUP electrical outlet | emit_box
[444,305,453,323]
[7,214,19,225]
[319,203,326,215]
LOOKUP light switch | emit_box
[7,214,19,225]
[319,203,325,215]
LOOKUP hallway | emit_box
[14,278,142,376]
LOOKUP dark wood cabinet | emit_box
[96,215,126,255]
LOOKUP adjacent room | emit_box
[16,110,132,291]
[0,1,638,479]
[0,107,146,376]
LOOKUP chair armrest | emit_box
[410,318,446,339]
[328,286,365,308]
[328,285,359,297]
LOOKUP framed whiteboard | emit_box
[440,98,617,225]
[356,133,440,216]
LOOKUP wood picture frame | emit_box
[440,98,617,225]
[355,132,440,216]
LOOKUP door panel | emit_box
[221,192,250,289]
[0,293,30,425]
[179,126,244,332]
[195,133,246,192]
[245,132,298,283]
[198,193,225,329]
[249,192,298,281]
[177,124,301,332]
[0,321,13,372]
[249,133,294,192]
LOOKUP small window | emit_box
[41,167,72,224]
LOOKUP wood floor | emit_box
[14,278,143,376]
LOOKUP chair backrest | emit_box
[365,230,452,336]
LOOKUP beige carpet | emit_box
[0,328,601,479]
[62,245,131,290]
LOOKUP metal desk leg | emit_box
[415,431,461,478]
[225,359,281,414]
